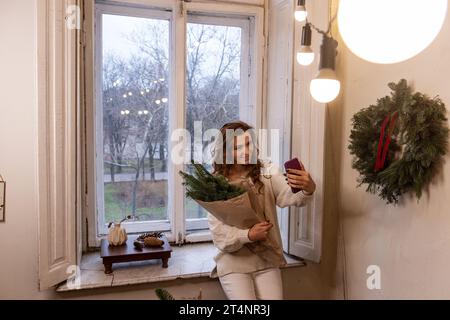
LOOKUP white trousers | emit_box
[219,267,283,300]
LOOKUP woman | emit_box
[207,120,316,300]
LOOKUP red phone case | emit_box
[284,158,305,193]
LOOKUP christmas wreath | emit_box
[348,79,449,204]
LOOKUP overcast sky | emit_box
[102,13,242,80]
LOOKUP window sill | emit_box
[56,242,306,293]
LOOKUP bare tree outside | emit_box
[100,13,244,227]
[185,22,242,220]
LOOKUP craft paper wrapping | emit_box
[196,192,261,229]
[196,188,284,265]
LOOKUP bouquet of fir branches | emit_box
[179,160,266,227]
[179,161,263,227]
[179,161,284,264]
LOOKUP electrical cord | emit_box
[305,13,337,38]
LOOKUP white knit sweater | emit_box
[207,164,313,278]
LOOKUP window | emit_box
[185,15,252,231]
[96,6,172,235]
[91,1,264,243]
[38,0,326,289]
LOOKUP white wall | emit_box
[330,2,450,299]
[0,0,52,299]
[0,0,339,300]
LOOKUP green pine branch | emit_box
[179,160,245,202]
[155,288,175,300]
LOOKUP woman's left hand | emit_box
[286,169,316,195]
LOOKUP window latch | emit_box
[179,1,186,17]
[177,231,184,246]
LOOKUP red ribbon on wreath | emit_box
[374,111,399,172]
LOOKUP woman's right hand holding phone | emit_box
[248,221,273,241]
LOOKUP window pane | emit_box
[101,14,170,226]
[185,21,244,223]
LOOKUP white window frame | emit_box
[266,0,294,253]
[94,3,173,238]
[38,0,80,289]
[85,0,265,246]
[184,13,252,234]
[266,0,327,263]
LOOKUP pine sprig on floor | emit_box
[155,288,175,300]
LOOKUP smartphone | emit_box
[284,158,305,193]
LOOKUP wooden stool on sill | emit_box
[100,235,172,274]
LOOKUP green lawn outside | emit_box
[104,181,167,223]
[103,159,166,175]
[104,180,207,223]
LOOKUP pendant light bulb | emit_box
[297,24,314,66]
[310,35,340,103]
[310,69,341,103]
[297,48,315,66]
[295,0,308,22]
